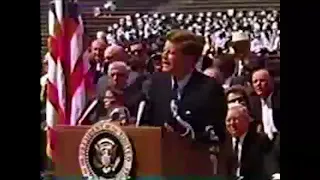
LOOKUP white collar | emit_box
[172,73,192,90]
[233,132,247,145]
[261,92,273,104]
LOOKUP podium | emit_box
[52,125,231,178]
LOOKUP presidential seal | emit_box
[79,121,134,180]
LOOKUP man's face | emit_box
[252,69,273,97]
[162,41,193,77]
[130,43,148,65]
[109,68,128,90]
[91,41,107,62]
[225,108,249,137]
[227,92,246,107]
[103,90,117,109]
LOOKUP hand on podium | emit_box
[164,122,174,132]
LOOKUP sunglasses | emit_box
[227,97,246,104]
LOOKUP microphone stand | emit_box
[208,132,220,176]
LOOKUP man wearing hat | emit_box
[228,31,265,88]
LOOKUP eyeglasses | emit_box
[227,97,246,104]
[131,49,143,55]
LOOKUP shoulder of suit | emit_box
[150,72,171,82]
[97,74,109,85]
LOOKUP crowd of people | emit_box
[40,9,280,180]
[97,9,280,56]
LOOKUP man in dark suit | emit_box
[249,68,280,178]
[141,29,227,143]
[89,39,108,84]
[250,68,280,136]
[225,103,268,180]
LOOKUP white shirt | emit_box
[237,60,244,76]
[232,132,247,177]
[250,38,264,53]
[261,94,278,140]
[171,73,192,100]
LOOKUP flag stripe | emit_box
[46,0,92,130]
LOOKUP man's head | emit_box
[96,31,107,41]
[225,85,250,109]
[104,44,128,63]
[225,103,251,137]
[162,29,203,79]
[231,32,250,56]
[91,39,108,62]
[251,68,273,98]
[129,41,148,71]
[107,61,130,90]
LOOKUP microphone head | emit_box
[108,106,131,122]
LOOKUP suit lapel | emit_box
[160,73,174,125]
[271,91,280,130]
[240,127,256,174]
[180,71,201,104]
[255,97,263,121]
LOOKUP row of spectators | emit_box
[95,9,279,55]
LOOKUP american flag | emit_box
[46,0,92,159]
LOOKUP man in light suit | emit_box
[142,29,227,143]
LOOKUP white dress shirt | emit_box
[237,60,244,76]
[261,94,278,140]
[171,73,192,100]
[232,132,247,177]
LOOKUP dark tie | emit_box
[234,137,240,158]
[234,137,240,176]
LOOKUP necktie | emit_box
[234,137,241,176]
[234,137,240,159]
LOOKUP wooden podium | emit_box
[52,125,230,178]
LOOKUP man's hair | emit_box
[227,103,252,122]
[107,61,130,75]
[166,29,203,58]
[225,85,251,112]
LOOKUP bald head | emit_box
[251,69,273,97]
[91,39,108,61]
[104,44,128,63]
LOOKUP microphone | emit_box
[108,107,131,122]
[205,125,220,142]
[77,99,99,125]
[206,125,220,176]
[135,77,152,127]
[136,101,146,127]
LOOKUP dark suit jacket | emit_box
[142,70,227,143]
[227,123,268,180]
[249,91,280,178]
[263,133,280,177]
[249,90,280,132]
